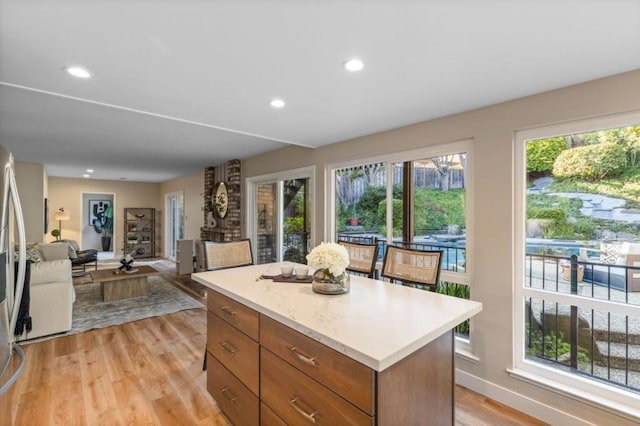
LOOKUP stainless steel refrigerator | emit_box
[0,144,27,425]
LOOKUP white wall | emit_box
[15,162,45,243]
[159,170,204,257]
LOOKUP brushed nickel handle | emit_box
[219,341,238,354]
[220,306,236,317]
[288,397,317,423]
[219,387,238,404]
[289,346,316,366]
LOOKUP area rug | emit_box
[69,275,203,335]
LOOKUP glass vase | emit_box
[311,269,350,295]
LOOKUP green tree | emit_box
[526,137,566,174]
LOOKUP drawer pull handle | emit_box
[220,306,236,317]
[219,387,238,405]
[219,341,238,354]
[289,397,317,423]
[289,346,316,366]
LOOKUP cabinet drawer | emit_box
[260,315,374,414]
[208,290,259,341]
[207,312,259,395]
[261,349,373,426]
[261,402,287,426]
[207,352,259,426]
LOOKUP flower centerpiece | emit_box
[306,242,351,294]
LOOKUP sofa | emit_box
[15,242,75,341]
[56,239,98,274]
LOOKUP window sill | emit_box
[507,368,640,423]
[455,347,479,363]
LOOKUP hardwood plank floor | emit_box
[9,263,546,425]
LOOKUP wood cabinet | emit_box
[206,291,260,425]
[206,288,455,425]
[176,239,194,274]
[124,207,155,258]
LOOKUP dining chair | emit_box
[381,245,443,291]
[202,239,254,370]
[203,239,253,270]
[338,240,379,279]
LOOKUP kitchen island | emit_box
[193,263,482,425]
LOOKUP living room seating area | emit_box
[16,242,75,341]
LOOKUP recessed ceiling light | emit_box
[83,174,90,178]
[86,169,94,173]
[270,98,285,108]
[343,58,364,72]
[64,66,92,79]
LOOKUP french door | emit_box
[164,191,184,260]
[246,167,314,264]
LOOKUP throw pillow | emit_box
[600,243,621,265]
[64,239,80,252]
[25,247,42,263]
[66,243,78,259]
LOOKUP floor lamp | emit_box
[54,208,70,239]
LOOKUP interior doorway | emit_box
[82,192,115,257]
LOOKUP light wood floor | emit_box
[8,265,546,425]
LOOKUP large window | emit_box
[330,142,472,339]
[515,113,640,414]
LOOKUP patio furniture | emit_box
[338,240,379,279]
[381,246,443,291]
[579,242,640,292]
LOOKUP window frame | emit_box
[513,111,640,416]
[327,140,475,351]
[246,166,315,263]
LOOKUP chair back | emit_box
[338,240,379,279]
[381,245,443,290]
[203,239,253,271]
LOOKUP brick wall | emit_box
[201,159,241,242]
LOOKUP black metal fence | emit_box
[525,253,640,392]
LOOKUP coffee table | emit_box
[90,265,159,302]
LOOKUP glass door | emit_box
[256,183,277,264]
[165,191,184,260]
[248,168,314,264]
[282,178,310,263]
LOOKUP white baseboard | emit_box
[455,369,596,426]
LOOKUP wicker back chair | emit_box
[203,239,253,271]
[202,239,253,371]
[381,245,443,291]
[338,240,379,279]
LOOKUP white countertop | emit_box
[192,263,482,371]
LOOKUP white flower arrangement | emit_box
[306,242,350,277]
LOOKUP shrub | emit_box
[284,216,304,234]
[527,207,565,223]
[527,137,566,173]
[553,142,626,181]
[377,199,403,236]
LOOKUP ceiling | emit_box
[1,1,639,183]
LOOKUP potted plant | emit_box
[92,204,114,251]
[50,228,61,241]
